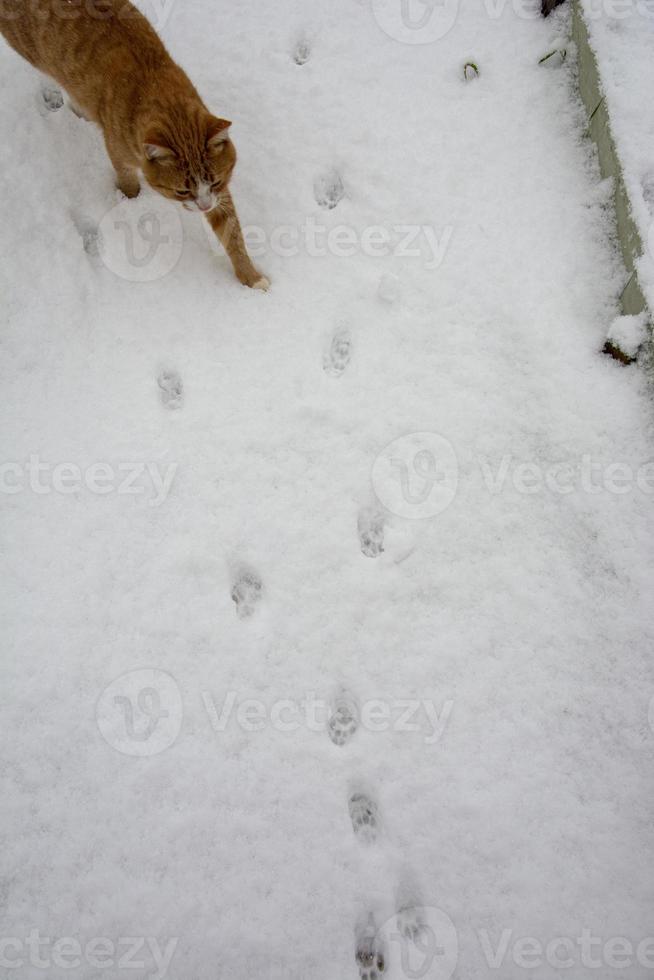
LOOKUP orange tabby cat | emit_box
[0,0,269,289]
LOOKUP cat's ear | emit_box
[206,116,232,149]
[143,133,176,161]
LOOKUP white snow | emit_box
[1,1,654,979]
[606,312,649,357]
[578,0,654,313]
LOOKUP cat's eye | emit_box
[211,181,223,191]
[175,189,191,198]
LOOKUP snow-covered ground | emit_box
[579,0,654,311]
[1,1,654,978]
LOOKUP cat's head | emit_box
[141,111,236,214]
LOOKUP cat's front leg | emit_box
[104,136,141,199]
[206,193,269,290]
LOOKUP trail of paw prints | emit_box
[231,567,263,620]
[157,369,184,410]
[314,170,345,210]
[349,791,379,845]
[355,914,386,980]
[323,326,352,377]
[358,507,384,559]
[39,83,64,113]
[327,690,359,747]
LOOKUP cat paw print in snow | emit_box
[376,904,459,980]
[349,792,379,843]
[314,170,345,210]
[231,568,263,619]
[157,368,184,409]
[327,691,359,746]
[73,214,102,257]
[358,507,385,558]
[323,327,352,377]
[355,915,386,980]
[40,83,64,112]
[293,37,311,64]
[82,226,101,257]
[397,905,428,943]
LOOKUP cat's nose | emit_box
[196,198,213,212]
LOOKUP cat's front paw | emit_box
[237,267,270,291]
[117,178,141,200]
